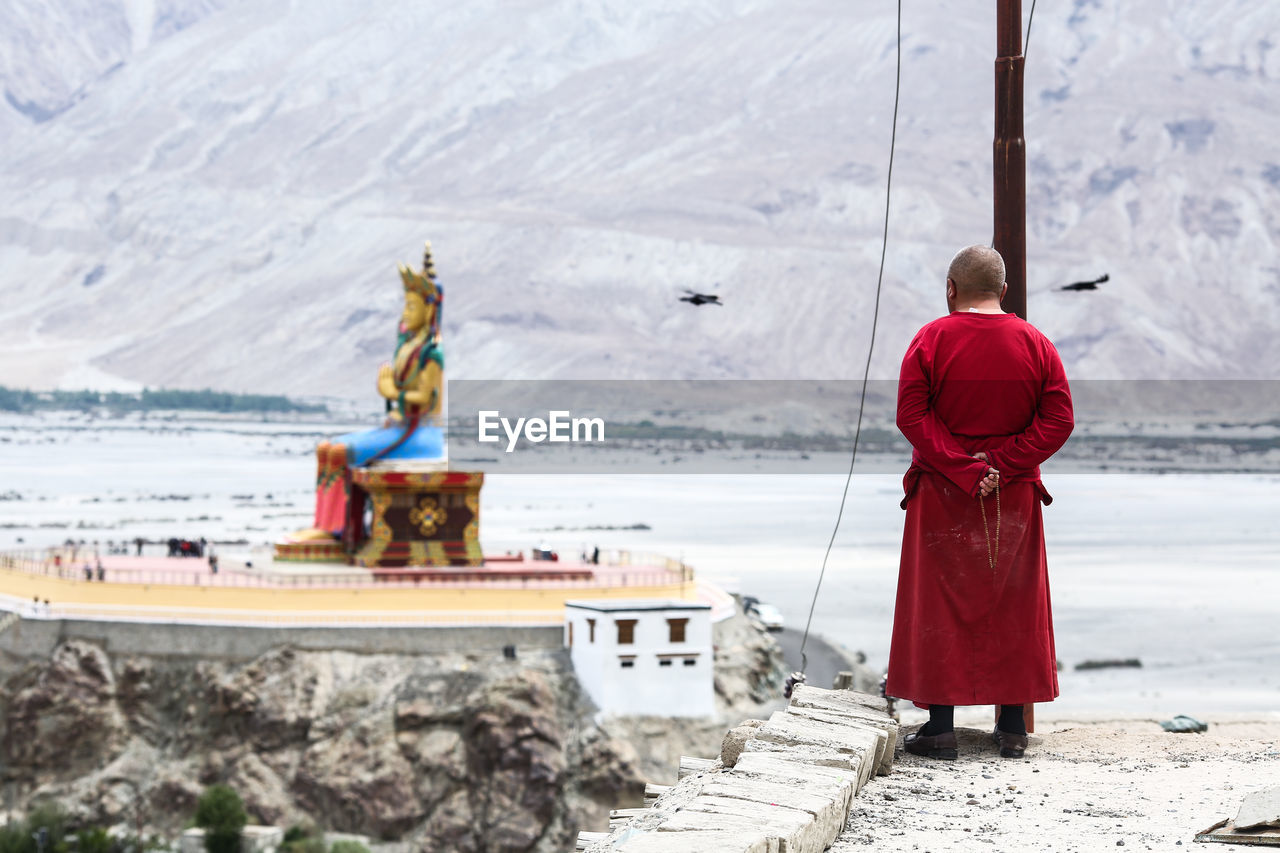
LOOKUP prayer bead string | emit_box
[979,481,1001,570]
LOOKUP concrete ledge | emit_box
[752,711,881,788]
[784,705,899,776]
[585,686,895,852]
[0,617,563,662]
[612,830,771,853]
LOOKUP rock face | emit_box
[3,641,129,777]
[0,642,643,852]
[0,604,789,849]
[0,604,788,845]
[711,609,788,711]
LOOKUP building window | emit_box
[659,658,673,667]
[620,657,635,669]
[587,618,596,643]
[683,658,696,667]
[616,619,637,645]
[667,618,688,643]
[567,622,573,647]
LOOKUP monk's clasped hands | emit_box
[973,451,1000,497]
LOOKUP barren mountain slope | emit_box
[1,0,1276,394]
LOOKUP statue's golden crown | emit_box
[399,241,439,302]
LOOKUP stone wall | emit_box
[0,617,562,663]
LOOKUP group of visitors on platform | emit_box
[531,543,602,564]
[167,537,207,558]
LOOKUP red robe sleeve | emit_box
[986,339,1075,475]
[896,332,990,496]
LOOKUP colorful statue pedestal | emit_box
[275,241,483,568]
[348,469,484,567]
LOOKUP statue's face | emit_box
[402,292,428,330]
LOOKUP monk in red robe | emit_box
[887,245,1074,760]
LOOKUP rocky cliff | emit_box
[0,609,787,851]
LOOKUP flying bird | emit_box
[679,289,723,306]
[1060,273,1109,292]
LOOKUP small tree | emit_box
[193,785,247,853]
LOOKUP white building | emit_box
[564,599,715,718]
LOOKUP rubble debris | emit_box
[1160,715,1209,733]
[1074,658,1142,671]
[1236,788,1280,831]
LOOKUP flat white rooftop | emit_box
[564,599,710,613]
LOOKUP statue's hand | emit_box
[376,364,397,399]
[421,360,443,418]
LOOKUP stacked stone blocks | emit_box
[584,685,899,853]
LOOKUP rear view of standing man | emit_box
[887,245,1074,760]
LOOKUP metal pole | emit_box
[994,0,1027,319]
[995,0,1034,736]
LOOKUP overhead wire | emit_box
[1025,0,1038,57]
[794,0,1042,686]
[796,0,902,678]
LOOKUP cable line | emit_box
[792,0,1037,693]
[1025,0,1038,57]
[793,0,903,686]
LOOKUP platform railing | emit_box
[0,548,693,590]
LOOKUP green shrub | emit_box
[282,825,309,843]
[281,821,324,853]
[193,785,247,853]
[329,842,370,853]
[76,828,113,853]
[282,841,325,853]
[4,802,71,853]
[281,839,325,853]
[0,823,28,853]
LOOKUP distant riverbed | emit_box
[2,411,1277,715]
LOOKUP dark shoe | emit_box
[993,727,1028,758]
[904,728,958,760]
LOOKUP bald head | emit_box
[947,246,1006,297]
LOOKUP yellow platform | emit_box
[0,553,695,626]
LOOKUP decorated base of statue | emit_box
[348,468,484,567]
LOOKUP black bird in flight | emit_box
[1060,273,1109,292]
[679,289,723,306]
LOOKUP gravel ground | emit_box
[833,713,1280,852]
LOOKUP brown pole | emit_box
[994,0,1027,319]
[995,0,1035,737]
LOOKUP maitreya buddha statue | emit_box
[294,242,447,540]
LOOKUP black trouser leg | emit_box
[921,704,954,736]
[998,704,1027,736]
